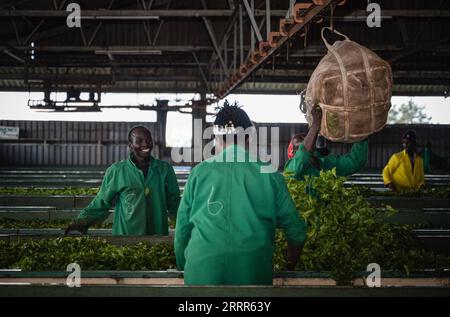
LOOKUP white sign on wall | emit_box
[0,126,20,140]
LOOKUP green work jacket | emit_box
[284,140,368,180]
[175,145,307,285]
[76,155,180,235]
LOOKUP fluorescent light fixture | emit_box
[95,49,162,56]
[82,16,159,20]
[334,15,393,21]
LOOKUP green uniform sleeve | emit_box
[76,166,117,225]
[322,140,368,176]
[165,163,181,219]
[174,170,196,270]
[275,174,307,246]
[284,143,312,180]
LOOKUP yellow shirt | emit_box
[382,150,425,191]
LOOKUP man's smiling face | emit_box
[129,127,153,160]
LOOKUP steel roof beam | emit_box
[2,10,450,18]
[0,0,34,10]
[203,15,229,78]
[1,44,448,57]
[207,7,239,76]
[192,51,210,92]
[243,0,263,43]
[0,82,447,97]
[0,45,218,52]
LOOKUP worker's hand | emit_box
[285,244,303,271]
[310,156,320,169]
[316,147,330,156]
[311,106,322,128]
[386,183,397,192]
[64,221,88,235]
[285,261,297,271]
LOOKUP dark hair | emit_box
[213,100,253,130]
[213,100,253,144]
[291,133,306,143]
[128,125,152,143]
[403,130,417,143]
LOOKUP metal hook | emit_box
[297,89,307,114]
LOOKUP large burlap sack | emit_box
[305,27,393,143]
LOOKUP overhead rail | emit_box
[214,0,346,100]
[1,10,450,18]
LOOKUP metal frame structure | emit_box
[0,0,449,101]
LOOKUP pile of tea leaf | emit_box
[278,169,450,284]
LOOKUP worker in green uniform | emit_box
[284,107,368,181]
[175,101,307,285]
[64,126,180,236]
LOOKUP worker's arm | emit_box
[323,140,369,176]
[275,174,307,269]
[65,166,117,234]
[284,107,321,179]
[165,163,181,220]
[285,243,303,270]
[284,143,313,180]
[303,106,322,153]
[382,154,399,191]
[174,170,196,270]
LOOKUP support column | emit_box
[156,99,168,160]
[191,91,208,165]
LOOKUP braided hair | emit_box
[213,100,254,144]
[213,100,253,130]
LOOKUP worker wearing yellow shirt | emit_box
[383,130,428,191]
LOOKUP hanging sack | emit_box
[305,27,393,143]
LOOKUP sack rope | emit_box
[359,46,376,134]
[321,27,350,140]
[330,3,335,33]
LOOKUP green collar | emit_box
[127,153,157,170]
[213,144,259,163]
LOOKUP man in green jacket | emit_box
[64,126,180,236]
[175,101,307,285]
[284,107,368,181]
